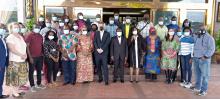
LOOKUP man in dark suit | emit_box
[94,22,111,85]
[110,28,128,83]
[0,24,9,98]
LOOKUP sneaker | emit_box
[57,71,61,77]
[190,86,200,93]
[179,82,187,87]
[185,82,192,89]
[30,86,37,92]
[197,91,207,96]
[36,84,46,90]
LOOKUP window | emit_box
[0,0,17,24]
[154,10,178,25]
[186,10,206,33]
[160,0,207,3]
[45,7,65,18]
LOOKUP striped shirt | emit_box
[179,36,194,57]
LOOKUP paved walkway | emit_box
[3,64,220,99]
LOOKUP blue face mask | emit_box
[177,32,182,36]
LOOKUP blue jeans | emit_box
[62,60,76,84]
[180,55,192,83]
[193,58,211,92]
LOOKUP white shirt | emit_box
[6,34,27,62]
[1,38,7,56]
[137,21,153,38]
[100,30,104,41]
[118,36,121,44]
[134,36,138,68]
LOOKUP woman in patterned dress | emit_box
[76,27,94,83]
[161,28,180,84]
[144,27,161,81]
[6,22,28,98]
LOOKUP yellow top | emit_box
[125,24,130,39]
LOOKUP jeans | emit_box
[44,58,58,83]
[62,60,76,84]
[29,56,43,87]
[181,55,192,83]
[193,57,211,92]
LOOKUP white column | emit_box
[17,0,26,23]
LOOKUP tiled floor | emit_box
[2,64,220,99]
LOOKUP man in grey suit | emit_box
[110,28,128,83]
[94,22,111,85]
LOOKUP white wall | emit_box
[17,0,25,23]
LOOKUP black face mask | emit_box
[92,28,97,31]
[100,27,104,31]
[197,29,206,38]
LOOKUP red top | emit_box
[25,32,43,57]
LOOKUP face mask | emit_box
[100,27,104,31]
[48,35,54,40]
[114,16,119,19]
[63,30,70,34]
[150,32,156,35]
[199,30,206,34]
[96,18,101,22]
[82,31,87,35]
[73,26,78,30]
[52,17,58,21]
[0,29,6,34]
[39,17,44,22]
[46,23,52,28]
[126,19,131,23]
[20,28,27,34]
[177,32,182,36]
[133,31,137,35]
[79,16,84,20]
[33,28,40,33]
[168,32,175,36]
[171,21,177,25]
[59,23,64,27]
[143,17,149,21]
[64,19,69,23]
[184,32,190,36]
[13,28,20,33]
[184,23,189,27]
[117,32,122,37]
[159,21,164,25]
[109,20,114,24]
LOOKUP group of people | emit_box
[0,12,215,98]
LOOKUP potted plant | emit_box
[215,29,220,64]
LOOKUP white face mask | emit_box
[168,32,175,36]
[48,35,54,40]
[126,19,131,23]
[133,31,137,35]
[59,23,64,27]
[114,16,119,19]
[20,28,27,34]
[159,21,164,25]
[33,28,40,33]
[64,19,69,23]
[63,30,70,34]
[117,32,122,37]
[39,17,44,22]
[79,16,84,20]
[46,23,52,28]
[82,31,87,35]
[109,20,114,24]
[184,32,190,36]
[73,26,78,30]
[177,32,182,36]
[52,17,58,21]
[96,18,101,22]
[171,21,177,25]
[0,29,6,34]
[13,28,20,33]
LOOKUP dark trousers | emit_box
[95,55,109,83]
[180,55,192,83]
[113,58,124,81]
[44,58,58,83]
[0,67,5,95]
[29,56,43,87]
[62,60,76,84]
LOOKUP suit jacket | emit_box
[94,31,111,56]
[0,39,8,68]
[110,36,128,61]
